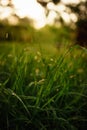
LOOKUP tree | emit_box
[37,0,87,46]
[67,1,87,46]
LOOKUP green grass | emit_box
[0,43,87,130]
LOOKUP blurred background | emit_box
[0,0,87,47]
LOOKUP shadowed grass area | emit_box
[0,43,87,130]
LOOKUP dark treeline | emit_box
[0,23,34,42]
[0,21,73,45]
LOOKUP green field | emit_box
[0,39,87,130]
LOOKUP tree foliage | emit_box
[69,1,87,46]
[37,0,87,46]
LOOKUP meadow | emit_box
[0,26,87,130]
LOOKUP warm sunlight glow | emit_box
[0,7,12,19]
[0,0,81,28]
[8,15,19,25]
[0,0,9,6]
[70,13,77,22]
[12,0,46,28]
[62,0,80,4]
[47,11,57,25]
[61,12,70,23]
[62,0,86,4]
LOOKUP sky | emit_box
[0,0,85,29]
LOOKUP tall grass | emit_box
[0,44,87,130]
